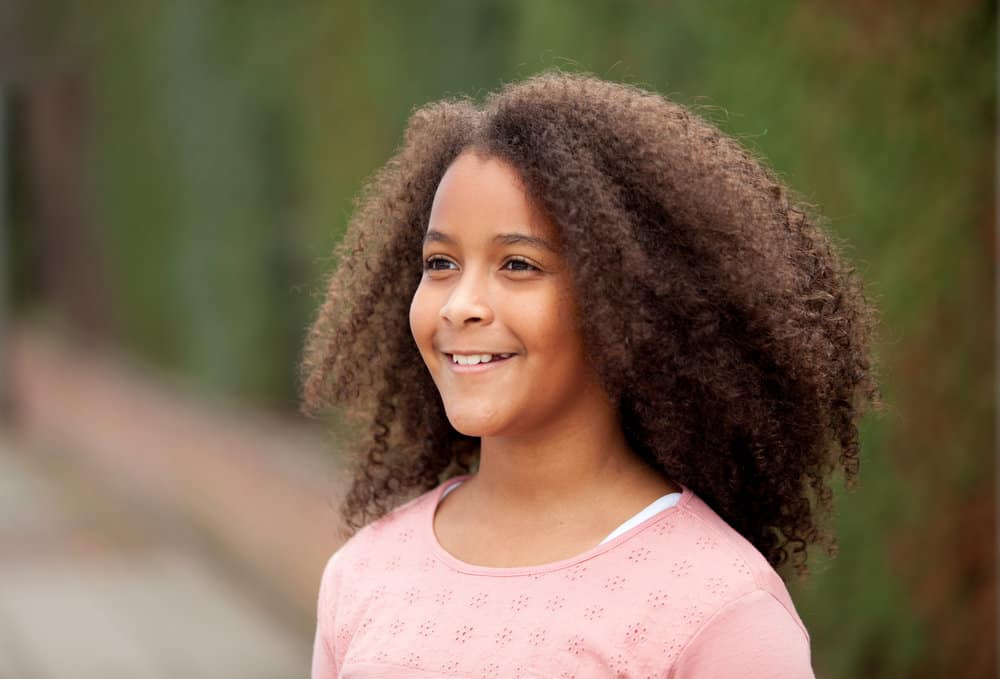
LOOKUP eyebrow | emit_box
[422,229,558,253]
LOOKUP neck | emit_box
[472,391,662,515]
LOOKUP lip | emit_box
[441,350,515,355]
[443,353,516,374]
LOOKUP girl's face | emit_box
[410,150,604,438]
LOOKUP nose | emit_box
[439,271,494,326]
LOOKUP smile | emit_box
[444,353,516,373]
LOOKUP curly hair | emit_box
[300,71,882,577]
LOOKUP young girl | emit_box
[301,71,880,678]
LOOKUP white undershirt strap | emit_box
[597,492,681,544]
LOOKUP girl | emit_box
[302,71,880,678]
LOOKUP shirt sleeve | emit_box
[310,550,343,679]
[671,588,815,679]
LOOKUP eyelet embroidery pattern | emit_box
[545,594,566,611]
[624,622,647,645]
[732,557,753,578]
[481,661,502,678]
[662,639,684,662]
[434,587,454,606]
[608,652,631,677]
[695,535,717,551]
[627,546,652,563]
[603,575,626,592]
[706,576,729,597]
[495,627,513,646]
[325,487,796,678]
[528,628,548,646]
[681,604,706,627]
[647,589,669,608]
[454,624,474,644]
[652,518,676,536]
[670,559,693,578]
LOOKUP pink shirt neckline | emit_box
[426,473,694,577]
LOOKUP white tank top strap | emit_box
[597,492,681,544]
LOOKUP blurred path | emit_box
[5,323,345,617]
[0,432,311,679]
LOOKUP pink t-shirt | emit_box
[311,475,815,678]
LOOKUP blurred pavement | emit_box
[0,433,311,678]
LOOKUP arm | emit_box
[671,589,815,679]
[310,550,343,679]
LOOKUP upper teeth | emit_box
[451,353,512,365]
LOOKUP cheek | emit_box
[409,284,435,351]
[529,289,583,349]
[532,291,590,382]
[556,285,582,325]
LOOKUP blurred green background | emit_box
[2,1,995,677]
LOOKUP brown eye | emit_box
[423,256,456,271]
[502,257,540,272]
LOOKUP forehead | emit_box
[426,151,559,247]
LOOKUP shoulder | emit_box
[669,587,814,678]
[662,491,806,624]
[318,480,445,585]
[652,491,813,677]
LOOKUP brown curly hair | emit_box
[300,70,882,577]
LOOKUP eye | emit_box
[423,256,456,271]
[502,257,540,273]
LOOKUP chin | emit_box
[443,404,507,438]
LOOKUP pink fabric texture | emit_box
[312,475,815,678]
